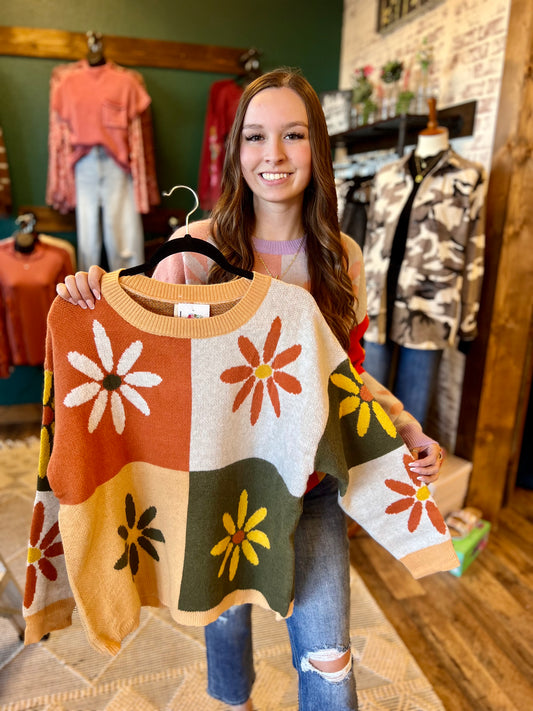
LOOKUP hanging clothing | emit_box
[198,79,243,211]
[340,176,373,251]
[23,270,457,653]
[46,60,160,216]
[74,146,144,271]
[0,237,74,377]
[363,148,486,350]
[38,234,77,271]
[0,126,12,217]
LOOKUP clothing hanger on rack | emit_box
[237,48,262,85]
[13,212,39,253]
[120,185,254,279]
[86,30,106,66]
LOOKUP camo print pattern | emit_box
[363,149,486,349]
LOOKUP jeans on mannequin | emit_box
[363,340,443,429]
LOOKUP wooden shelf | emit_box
[330,101,477,155]
[0,25,250,74]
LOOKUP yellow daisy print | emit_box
[210,490,271,581]
[330,362,397,438]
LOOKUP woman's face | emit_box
[240,87,312,210]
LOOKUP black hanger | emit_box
[120,185,254,280]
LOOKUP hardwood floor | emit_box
[349,487,533,711]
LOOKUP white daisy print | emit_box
[64,320,162,434]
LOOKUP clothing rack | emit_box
[0,25,255,75]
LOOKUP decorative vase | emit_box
[384,82,400,118]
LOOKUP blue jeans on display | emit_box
[363,340,443,428]
[74,146,144,271]
[205,475,358,710]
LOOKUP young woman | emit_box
[57,68,443,711]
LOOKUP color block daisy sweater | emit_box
[23,271,458,654]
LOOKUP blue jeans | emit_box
[74,146,144,271]
[205,475,358,710]
[363,340,443,428]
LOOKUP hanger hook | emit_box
[162,184,199,233]
[16,212,37,234]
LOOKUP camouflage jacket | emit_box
[363,149,486,349]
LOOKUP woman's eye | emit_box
[285,132,306,140]
[243,133,263,142]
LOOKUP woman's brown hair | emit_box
[208,68,356,351]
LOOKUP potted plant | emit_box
[381,60,404,117]
[351,66,374,125]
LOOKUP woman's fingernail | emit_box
[77,300,87,310]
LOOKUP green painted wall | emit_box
[1,1,343,214]
[0,1,343,405]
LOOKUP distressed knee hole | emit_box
[301,648,352,682]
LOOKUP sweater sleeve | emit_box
[23,324,76,644]
[314,346,458,578]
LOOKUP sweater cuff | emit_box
[24,597,75,645]
[400,540,459,578]
[397,421,438,452]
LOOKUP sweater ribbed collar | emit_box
[102,270,270,339]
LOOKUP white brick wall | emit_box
[339,0,511,171]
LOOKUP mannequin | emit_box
[49,42,154,271]
[412,98,450,183]
[415,97,450,157]
[362,97,486,430]
[416,127,449,158]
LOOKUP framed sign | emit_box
[377,0,444,34]
[319,90,352,136]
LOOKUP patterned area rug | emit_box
[0,438,445,711]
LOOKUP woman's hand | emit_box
[55,265,106,309]
[408,442,444,483]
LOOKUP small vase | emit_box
[383,82,400,118]
[351,103,366,127]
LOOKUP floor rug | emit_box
[0,438,445,711]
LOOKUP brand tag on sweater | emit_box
[174,303,210,318]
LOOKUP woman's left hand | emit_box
[408,443,444,483]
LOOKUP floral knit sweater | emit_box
[23,271,458,654]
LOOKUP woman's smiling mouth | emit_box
[260,172,291,181]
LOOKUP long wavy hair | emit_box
[208,68,356,350]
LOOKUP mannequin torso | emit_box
[415,127,449,158]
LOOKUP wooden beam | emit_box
[460,0,533,521]
[0,26,249,74]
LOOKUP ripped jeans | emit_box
[204,475,358,710]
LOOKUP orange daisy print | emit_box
[220,317,302,425]
[385,455,447,534]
